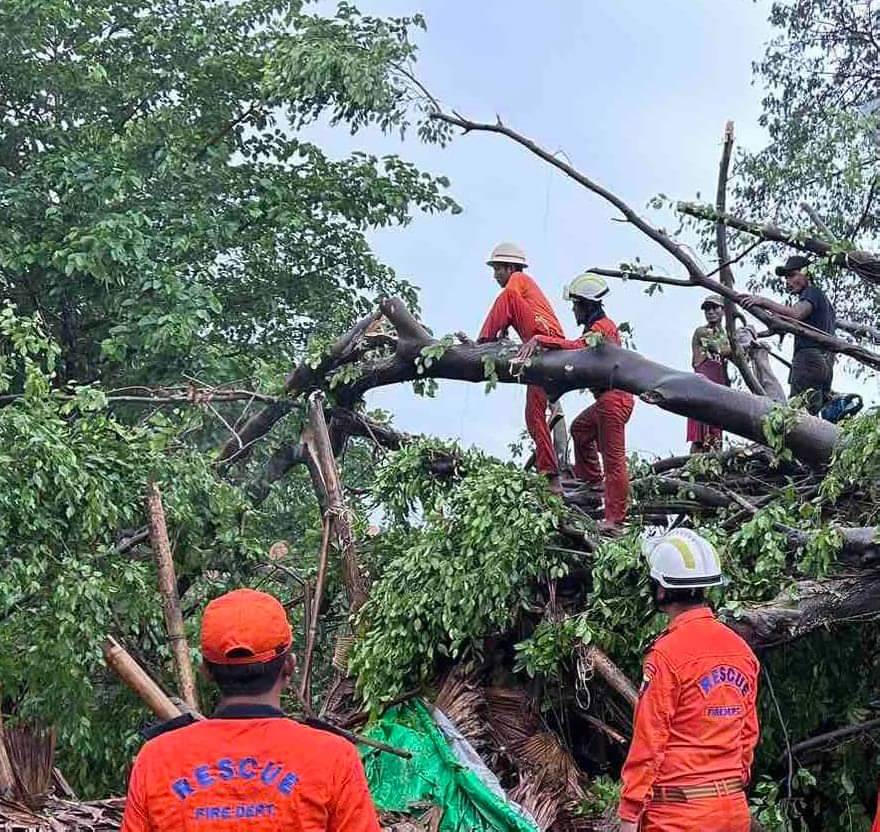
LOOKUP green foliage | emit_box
[0,0,458,796]
[513,613,593,679]
[761,401,800,464]
[481,354,500,393]
[821,409,880,515]
[0,0,456,388]
[415,335,454,373]
[350,442,568,709]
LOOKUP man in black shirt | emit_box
[739,255,835,414]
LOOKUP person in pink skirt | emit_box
[687,296,731,453]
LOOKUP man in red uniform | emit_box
[121,588,380,832]
[516,273,634,533]
[470,242,565,494]
[619,530,760,831]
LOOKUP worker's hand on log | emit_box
[454,331,474,345]
[738,293,766,310]
[514,336,541,364]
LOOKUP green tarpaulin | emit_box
[360,700,538,832]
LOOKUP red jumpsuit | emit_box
[478,271,564,475]
[873,795,880,832]
[620,607,760,831]
[535,317,634,524]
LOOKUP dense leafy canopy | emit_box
[0,0,454,796]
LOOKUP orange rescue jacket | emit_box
[619,607,760,823]
[121,706,380,832]
[535,316,634,403]
[478,271,563,342]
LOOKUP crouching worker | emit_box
[619,531,760,832]
[516,273,634,534]
[121,588,380,832]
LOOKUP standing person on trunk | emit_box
[515,273,634,535]
[686,295,731,453]
[121,588,380,832]
[739,255,835,414]
[619,530,760,832]
[470,242,566,494]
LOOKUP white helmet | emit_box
[487,242,528,267]
[563,272,609,302]
[643,529,723,589]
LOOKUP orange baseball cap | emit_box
[201,588,292,665]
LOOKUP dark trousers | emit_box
[790,348,833,415]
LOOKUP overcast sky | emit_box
[313,0,876,462]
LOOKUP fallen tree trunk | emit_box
[335,298,840,467]
[728,570,880,648]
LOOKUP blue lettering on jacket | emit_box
[170,758,299,801]
[698,665,750,697]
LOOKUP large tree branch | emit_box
[678,201,880,286]
[715,121,764,395]
[729,570,880,648]
[331,298,841,467]
[429,111,880,372]
[431,111,709,280]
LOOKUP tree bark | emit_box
[334,298,840,467]
[728,570,880,648]
[715,120,765,395]
[146,482,199,711]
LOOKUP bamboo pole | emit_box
[102,637,192,722]
[104,637,410,758]
[304,393,369,613]
[146,481,199,711]
[299,515,332,707]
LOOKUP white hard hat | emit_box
[563,272,609,302]
[487,242,528,267]
[643,529,723,589]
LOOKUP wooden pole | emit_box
[299,515,332,707]
[104,637,410,758]
[578,643,639,710]
[304,393,369,613]
[147,481,200,711]
[102,637,193,722]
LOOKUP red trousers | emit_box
[571,391,634,524]
[640,793,750,831]
[525,386,558,475]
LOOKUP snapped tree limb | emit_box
[678,201,880,286]
[715,120,765,395]
[728,570,880,648]
[429,110,880,372]
[332,298,840,467]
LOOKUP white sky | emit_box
[312,0,879,461]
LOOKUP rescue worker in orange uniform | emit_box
[470,242,565,494]
[121,588,380,832]
[515,273,634,533]
[619,530,760,832]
